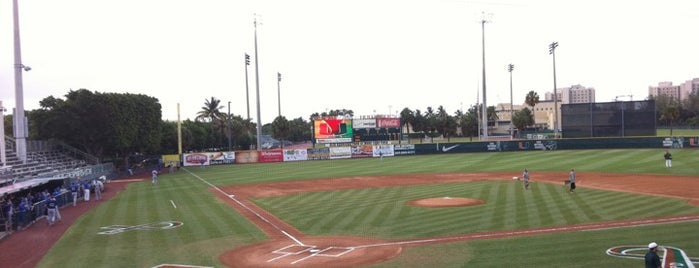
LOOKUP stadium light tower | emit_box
[13,0,29,163]
[508,63,514,139]
[253,14,262,150]
[277,72,281,117]
[480,12,491,140]
[244,53,251,120]
[0,101,6,167]
[549,41,559,138]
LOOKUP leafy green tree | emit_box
[32,89,161,162]
[512,107,535,134]
[460,105,479,140]
[287,117,311,142]
[271,116,291,148]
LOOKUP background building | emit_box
[545,84,596,104]
[648,78,698,101]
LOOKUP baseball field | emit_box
[18,148,699,267]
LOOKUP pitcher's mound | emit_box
[408,197,485,208]
[219,236,402,268]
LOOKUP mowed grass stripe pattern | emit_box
[36,148,699,267]
[38,176,266,268]
[208,149,699,186]
[253,181,699,239]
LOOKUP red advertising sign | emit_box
[377,118,400,128]
[258,149,283,163]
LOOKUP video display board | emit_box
[314,118,353,143]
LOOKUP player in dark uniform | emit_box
[644,242,661,268]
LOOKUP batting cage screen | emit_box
[561,100,656,138]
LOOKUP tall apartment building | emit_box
[544,84,596,104]
[648,78,698,101]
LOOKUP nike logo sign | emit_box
[442,145,459,152]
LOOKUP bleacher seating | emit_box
[1,149,88,181]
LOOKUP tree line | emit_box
[3,88,698,166]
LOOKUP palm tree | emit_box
[660,105,680,136]
[196,97,224,122]
[525,91,540,130]
[399,108,415,143]
[196,97,225,149]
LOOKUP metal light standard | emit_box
[549,42,559,138]
[480,14,490,140]
[12,0,29,163]
[227,101,232,151]
[277,72,281,117]
[508,63,514,139]
[244,53,251,120]
[0,101,6,167]
[253,15,262,150]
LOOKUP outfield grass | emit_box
[37,149,699,267]
[253,181,699,239]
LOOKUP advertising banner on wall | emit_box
[329,146,352,159]
[235,151,259,164]
[209,152,235,165]
[258,150,283,163]
[183,153,209,166]
[394,144,415,155]
[307,148,330,160]
[283,149,308,161]
[377,118,400,128]
[351,145,374,158]
[353,118,377,129]
[314,118,353,143]
[183,152,235,166]
[373,144,395,157]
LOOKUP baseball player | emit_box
[568,169,576,193]
[522,169,530,190]
[152,170,158,184]
[46,195,58,226]
[70,181,79,206]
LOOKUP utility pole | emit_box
[508,63,514,139]
[480,13,491,140]
[254,15,262,150]
[244,53,251,120]
[549,42,559,138]
[277,72,281,117]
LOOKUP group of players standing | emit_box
[519,168,576,192]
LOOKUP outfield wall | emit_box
[172,136,697,165]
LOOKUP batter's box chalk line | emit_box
[268,244,356,264]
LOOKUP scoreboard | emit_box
[313,117,401,144]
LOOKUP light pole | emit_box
[277,72,281,118]
[253,15,262,150]
[480,14,489,140]
[508,63,514,139]
[244,53,251,120]
[0,101,6,167]
[227,101,232,151]
[13,0,29,163]
[549,42,559,138]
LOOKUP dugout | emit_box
[561,100,656,138]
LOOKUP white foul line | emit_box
[170,200,177,209]
[183,168,304,246]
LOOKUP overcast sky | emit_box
[1,0,698,124]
